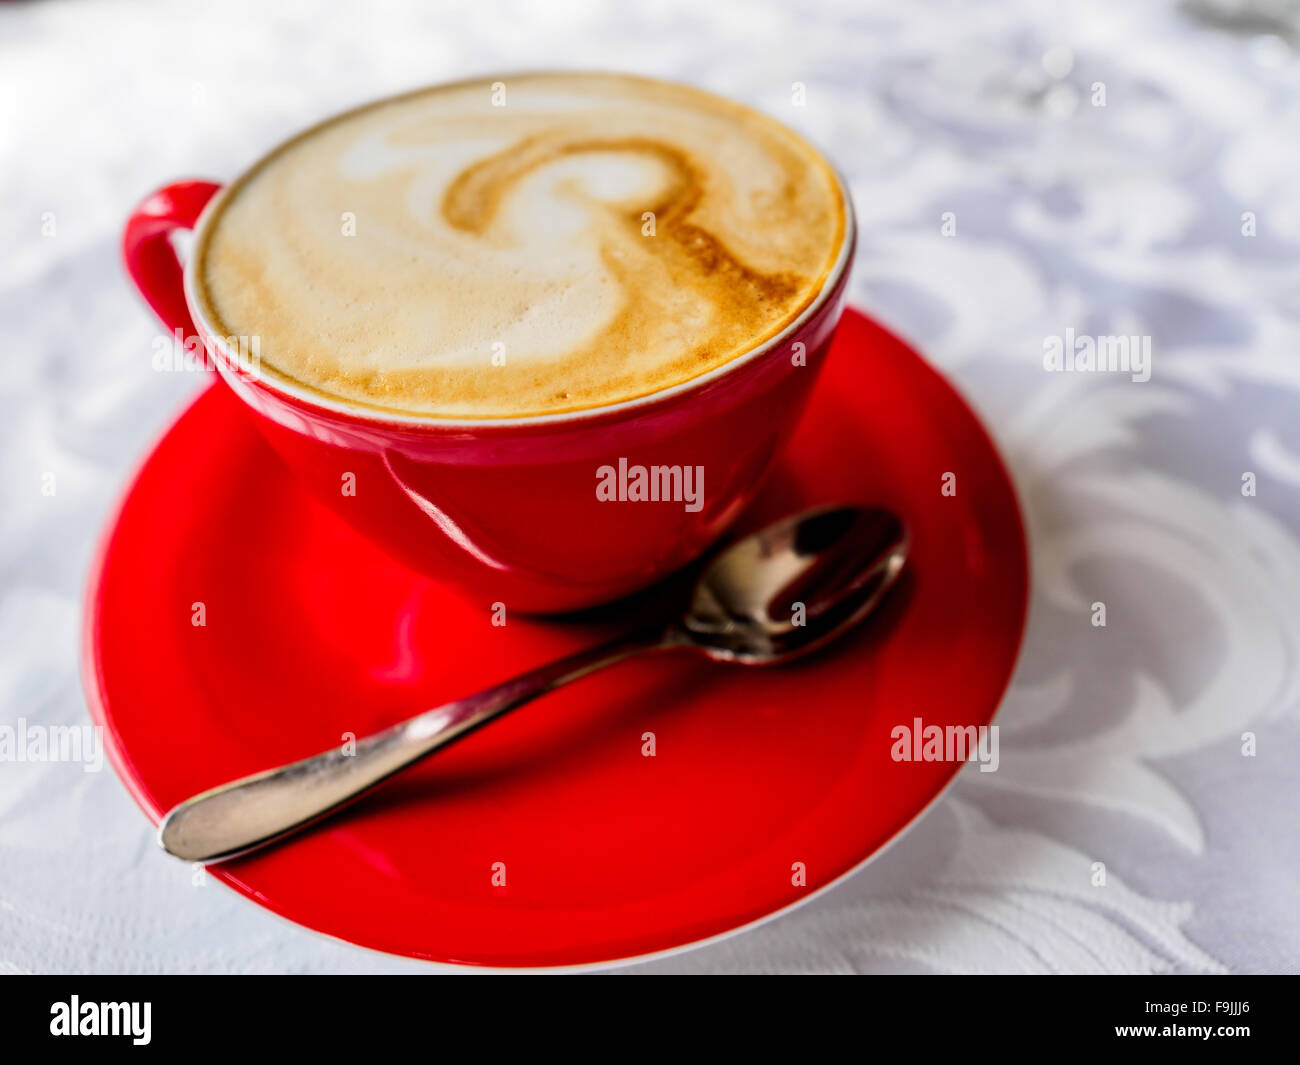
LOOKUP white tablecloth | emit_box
[2,0,1297,973]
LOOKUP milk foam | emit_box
[195,73,846,417]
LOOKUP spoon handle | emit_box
[158,626,673,863]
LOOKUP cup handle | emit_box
[122,180,223,338]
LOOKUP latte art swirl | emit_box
[195,73,846,417]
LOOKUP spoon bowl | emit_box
[680,505,908,663]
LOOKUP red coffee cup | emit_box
[123,148,855,613]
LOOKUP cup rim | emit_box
[183,70,858,430]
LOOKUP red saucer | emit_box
[83,309,1028,968]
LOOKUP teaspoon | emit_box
[159,504,908,863]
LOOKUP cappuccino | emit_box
[195,73,846,418]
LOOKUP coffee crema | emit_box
[194,72,847,418]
